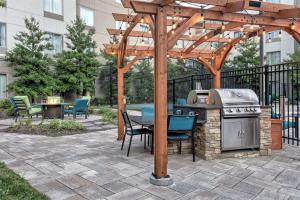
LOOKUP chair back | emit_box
[13,96,31,115]
[168,115,197,132]
[47,96,63,104]
[176,98,187,106]
[74,99,88,112]
[121,111,133,131]
[141,107,154,120]
[82,96,91,106]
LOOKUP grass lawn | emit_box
[0,162,48,200]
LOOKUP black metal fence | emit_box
[168,62,300,146]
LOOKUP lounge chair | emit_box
[12,96,42,121]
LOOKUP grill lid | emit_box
[208,89,259,106]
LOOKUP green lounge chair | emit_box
[13,96,42,121]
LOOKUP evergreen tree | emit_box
[127,58,153,103]
[223,38,259,69]
[55,17,100,96]
[6,17,54,98]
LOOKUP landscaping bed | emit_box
[0,162,48,200]
[6,119,87,137]
[91,106,117,124]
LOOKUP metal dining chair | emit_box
[121,111,152,157]
[167,115,198,162]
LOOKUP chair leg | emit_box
[121,133,126,150]
[127,135,133,157]
[192,137,195,162]
[144,134,146,149]
[141,134,142,141]
[148,135,150,146]
[85,112,88,119]
[179,139,182,154]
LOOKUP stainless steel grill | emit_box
[208,89,260,151]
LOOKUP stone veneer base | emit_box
[167,107,272,160]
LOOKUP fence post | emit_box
[172,79,176,105]
[264,65,269,105]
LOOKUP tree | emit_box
[284,50,300,63]
[127,58,153,103]
[55,17,100,96]
[6,17,55,98]
[223,38,259,69]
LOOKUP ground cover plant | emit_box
[7,119,86,137]
[0,99,13,118]
[0,162,48,200]
[92,106,117,123]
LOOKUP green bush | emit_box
[93,106,117,123]
[0,98,14,117]
[46,120,84,130]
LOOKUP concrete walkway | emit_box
[0,116,300,200]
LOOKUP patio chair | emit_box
[121,111,152,157]
[13,96,42,121]
[9,96,18,121]
[167,115,198,162]
[176,98,187,106]
[64,99,89,119]
[271,109,296,130]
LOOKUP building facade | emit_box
[0,0,127,99]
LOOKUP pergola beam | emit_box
[130,1,300,29]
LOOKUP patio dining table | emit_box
[130,115,155,154]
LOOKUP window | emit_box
[266,0,280,3]
[0,23,5,48]
[0,74,7,99]
[44,0,63,15]
[267,51,281,65]
[80,6,94,27]
[45,33,63,55]
[234,32,243,38]
[266,31,280,42]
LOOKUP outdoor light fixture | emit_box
[127,23,130,28]
[268,34,271,43]
[279,30,282,38]
[119,30,122,37]
[172,29,175,34]
[240,25,244,32]
[141,16,144,23]
[199,56,202,60]
[192,44,195,48]
[242,34,246,39]
[202,29,206,33]
[291,22,295,30]
[221,22,225,30]
[180,54,183,59]
[135,49,137,54]
[200,13,204,21]
[172,21,176,29]
[229,37,232,42]
[223,46,226,51]
[148,30,151,35]
[112,50,115,55]
[220,34,223,38]
[204,35,208,39]
[262,28,266,35]
[147,52,150,57]
[167,54,170,58]
[250,24,254,30]
[189,29,192,38]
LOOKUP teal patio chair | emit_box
[64,99,89,119]
[176,98,187,106]
[271,109,296,130]
[13,96,42,121]
[141,107,154,143]
[168,115,197,162]
[121,111,152,157]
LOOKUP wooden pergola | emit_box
[104,0,300,181]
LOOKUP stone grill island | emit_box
[172,89,272,160]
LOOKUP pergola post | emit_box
[213,70,221,89]
[150,5,173,186]
[117,54,125,140]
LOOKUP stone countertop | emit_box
[174,104,221,110]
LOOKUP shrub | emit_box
[93,106,117,123]
[0,98,14,117]
[46,120,84,130]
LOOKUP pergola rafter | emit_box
[104,0,300,182]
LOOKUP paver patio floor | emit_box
[0,116,300,200]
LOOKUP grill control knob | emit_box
[244,108,249,112]
[236,108,241,112]
[227,109,233,113]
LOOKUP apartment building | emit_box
[0,0,128,99]
[0,0,77,99]
[263,0,298,65]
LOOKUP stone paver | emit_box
[1,115,300,199]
